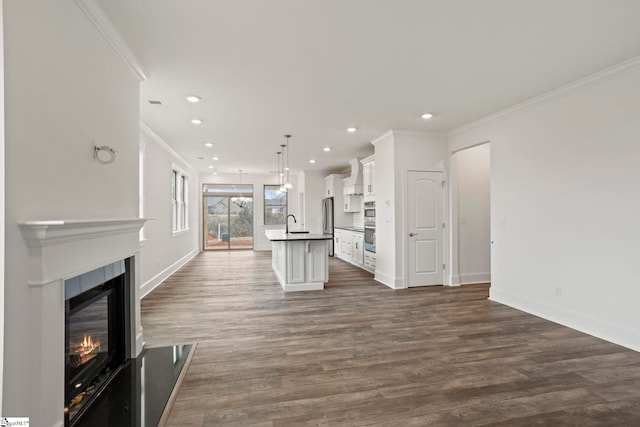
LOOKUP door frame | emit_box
[405,169,446,287]
[449,141,492,286]
[202,193,254,251]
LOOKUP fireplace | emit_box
[65,264,128,424]
[18,219,146,427]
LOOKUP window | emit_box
[264,185,287,225]
[172,168,188,232]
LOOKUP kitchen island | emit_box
[265,230,332,292]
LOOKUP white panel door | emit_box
[407,171,443,286]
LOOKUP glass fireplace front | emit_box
[65,275,125,425]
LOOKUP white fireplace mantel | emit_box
[18,218,146,247]
[17,218,146,427]
[18,218,146,286]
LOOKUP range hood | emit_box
[343,158,363,195]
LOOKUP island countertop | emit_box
[335,226,365,233]
[265,230,333,241]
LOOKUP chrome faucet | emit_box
[286,214,297,234]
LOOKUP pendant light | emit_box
[279,143,287,192]
[284,134,293,189]
[236,169,244,201]
[276,150,284,193]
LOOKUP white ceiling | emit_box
[99,0,640,175]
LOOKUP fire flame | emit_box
[76,335,100,362]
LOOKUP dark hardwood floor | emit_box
[141,250,640,426]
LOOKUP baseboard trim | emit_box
[374,271,405,289]
[449,273,461,286]
[489,287,640,352]
[460,272,491,284]
[141,248,199,298]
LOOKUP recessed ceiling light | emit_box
[212,156,219,161]
[186,95,201,103]
[284,167,290,171]
[347,127,357,133]
[208,165,214,169]
[323,147,331,152]
[421,113,434,120]
[204,142,213,148]
[309,159,316,164]
[191,118,203,124]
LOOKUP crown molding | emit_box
[449,55,640,137]
[74,0,148,82]
[370,129,447,146]
[390,129,447,138]
[370,130,394,146]
[140,122,195,172]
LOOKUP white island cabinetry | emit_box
[266,230,332,292]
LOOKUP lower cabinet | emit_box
[364,251,376,272]
[335,229,368,270]
[341,239,352,260]
[353,233,364,266]
[334,229,342,256]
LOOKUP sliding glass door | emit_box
[203,184,253,250]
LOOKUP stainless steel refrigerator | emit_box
[322,197,334,256]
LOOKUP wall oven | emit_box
[364,201,375,222]
[364,225,376,253]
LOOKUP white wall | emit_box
[0,0,5,414]
[298,170,325,234]
[373,131,448,288]
[3,0,140,416]
[454,143,491,284]
[449,63,640,351]
[139,126,199,297]
[199,172,298,250]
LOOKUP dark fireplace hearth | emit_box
[65,261,129,426]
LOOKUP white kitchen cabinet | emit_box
[341,237,352,260]
[324,174,345,198]
[361,155,375,202]
[352,232,364,266]
[343,194,362,212]
[364,252,376,272]
[334,229,342,256]
[335,229,365,268]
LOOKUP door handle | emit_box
[409,232,418,237]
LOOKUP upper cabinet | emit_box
[324,174,345,198]
[362,155,375,202]
[343,194,362,212]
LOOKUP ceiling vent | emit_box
[147,100,166,108]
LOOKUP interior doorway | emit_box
[203,184,254,250]
[451,142,491,285]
